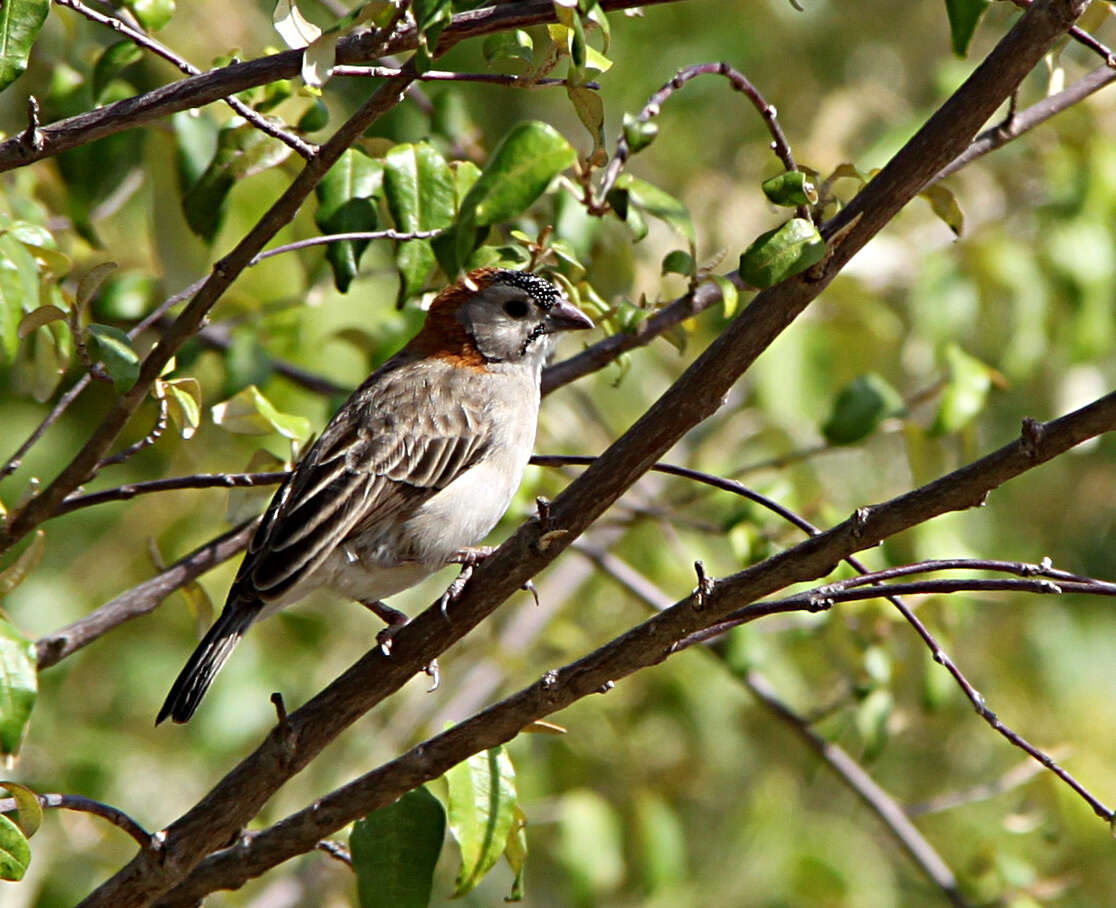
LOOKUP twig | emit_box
[0,793,151,848]
[0,0,676,172]
[0,61,419,556]
[742,671,969,906]
[56,471,289,517]
[594,62,802,216]
[34,518,257,670]
[95,392,168,470]
[1008,0,1116,65]
[53,0,316,158]
[314,839,352,867]
[333,65,598,88]
[251,229,444,264]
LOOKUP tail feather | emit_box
[157,601,261,725]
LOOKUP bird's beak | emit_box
[546,298,594,332]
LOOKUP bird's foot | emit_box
[359,599,408,655]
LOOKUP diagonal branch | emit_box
[156,389,1116,905]
[79,7,1091,902]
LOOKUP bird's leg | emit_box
[444,546,540,609]
[358,598,439,687]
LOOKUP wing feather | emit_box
[229,358,493,602]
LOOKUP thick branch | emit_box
[79,6,1089,904]
[158,390,1116,904]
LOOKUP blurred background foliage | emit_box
[1,0,1115,905]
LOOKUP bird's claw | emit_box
[439,564,475,618]
[424,659,441,691]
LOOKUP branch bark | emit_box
[156,389,1116,905]
[78,3,1090,904]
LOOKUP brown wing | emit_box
[231,358,493,602]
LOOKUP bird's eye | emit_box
[503,298,530,319]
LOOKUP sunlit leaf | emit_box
[738,217,825,289]
[0,0,49,94]
[761,170,818,207]
[447,745,519,896]
[483,30,533,72]
[660,249,694,276]
[273,0,321,47]
[920,183,964,237]
[351,787,445,908]
[0,814,30,881]
[123,0,175,32]
[709,274,739,318]
[384,143,454,302]
[567,83,604,150]
[160,377,202,439]
[459,122,577,227]
[0,233,40,362]
[211,385,311,442]
[505,804,528,901]
[302,31,338,87]
[0,618,37,760]
[0,782,41,838]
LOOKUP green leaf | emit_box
[621,113,657,154]
[483,30,533,72]
[182,121,292,243]
[504,804,528,901]
[606,187,647,242]
[761,170,818,207]
[738,217,825,289]
[931,343,993,435]
[0,782,42,838]
[17,305,65,339]
[90,272,157,322]
[0,814,30,881]
[0,0,49,94]
[557,790,624,898]
[211,385,311,442]
[0,233,40,362]
[920,183,964,236]
[660,249,694,277]
[635,793,687,893]
[384,142,455,302]
[822,373,905,445]
[159,377,202,440]
[315,148,384,292]
[123,0,175,31]
[458,122,576,228]
[172,110,218,192]
[944,0,989,57]
[88,324,140,392]
[92,41,143,103]
[412,0,451,70]
[614,174,694,243]
[351,787,445,908]
[709,274,739,318]
[296,99,328,132]
[567,83,604,150]
[447,745,519,896]
[0,618,37,760]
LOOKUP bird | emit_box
[157,267,592,724]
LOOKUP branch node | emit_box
[691,560,715,609]
[271,692,298,759]
[1020,416,1045,456]
[542,669,559,688]
[597,680,615,694]
[850,506,872,538]
[20,96,44,151]
[533,499,570,553]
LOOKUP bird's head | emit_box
[409,268,593,371]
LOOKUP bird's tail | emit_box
[156,599,261,725]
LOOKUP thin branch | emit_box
[0,0,675,172]
[1008,0,1116,65]
[0,793,151,848]
[53,0,316,158]
[34,518,257,670]
[314,839,352,868]
[56,472,288,517]
[95,392,168,470]
[594,62,802,214]
[0,60,419,556]
[251,229,444,263]
[153,386,1116,906]
[742,671,969,907]
[333,65,597,88]
[82,7,1096,901]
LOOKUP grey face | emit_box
[456,272,593,364]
